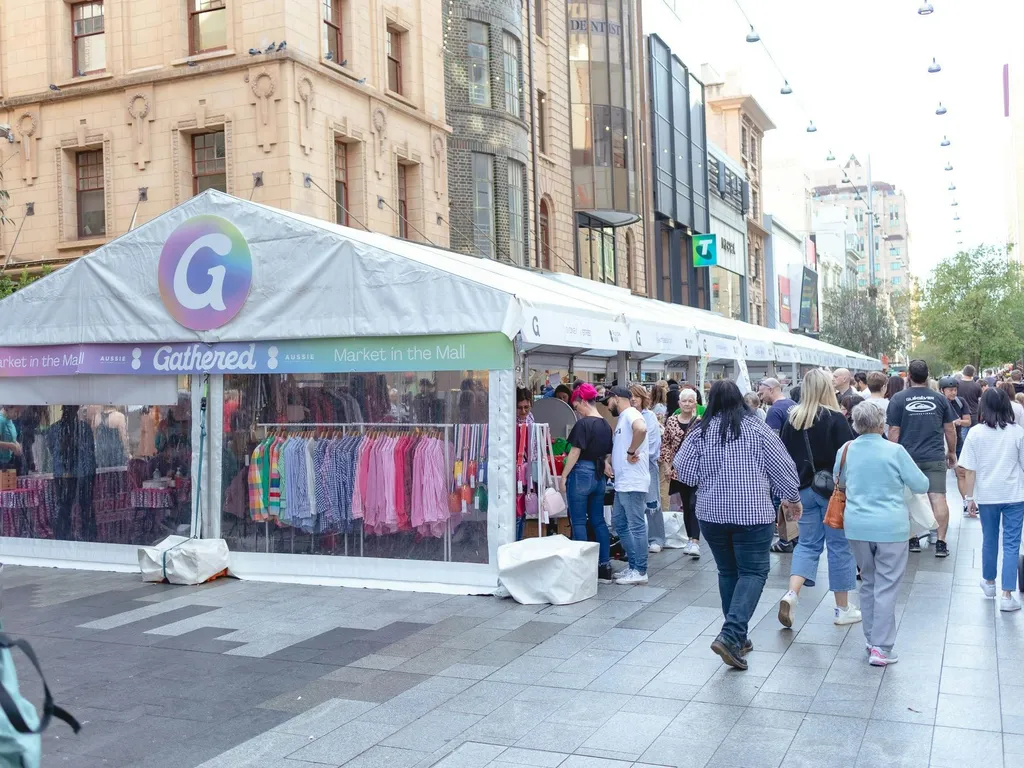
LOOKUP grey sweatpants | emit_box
[849,540,909,653]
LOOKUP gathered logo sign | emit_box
[158,215,253,331]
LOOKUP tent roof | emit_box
[0,190,880,369]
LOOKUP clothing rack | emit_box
[253,421,456,560]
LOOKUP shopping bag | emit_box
[777,506,800,542]
[663,511,687,548]
[905,488,937,537]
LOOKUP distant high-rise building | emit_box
[811,155,910,296]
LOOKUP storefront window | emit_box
[710,266,743,320]
[0,388,192,545]
[220,371,490,564]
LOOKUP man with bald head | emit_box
[834,368,854,401]
[758,378,795,433]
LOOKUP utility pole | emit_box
[866,154,876,298]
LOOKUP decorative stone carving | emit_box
[371,106,388,179]
[296,76,314,156]
[126,88,155,170]
[16,109,40,186]
[431,132,446,200]
[249,67,280,153]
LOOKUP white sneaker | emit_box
[648,543,662,554]
[1001,595,1021,612]
[613,567,636,582]
[869,647,899,666]
[981,580,997,598]
[685,541,701,558]
[778,590,799,628]
[834,605,863,626]
[927,529,938,546]
[617,569,649,585]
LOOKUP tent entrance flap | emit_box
[0,376,179,406]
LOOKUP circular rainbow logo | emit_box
[158,215,253,331]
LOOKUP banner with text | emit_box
[0,333,513,378]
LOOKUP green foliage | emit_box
[908,339,955,378]
[917,245,1024,371]
[0,269,40,300]
[820,285,899,358]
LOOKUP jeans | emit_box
[646,459,665,547]
[612,491,648,574]
[979,502,1024,592]
[849,540,908,653]
[566,461,611,565]
[700,520,774,646]
[791,487,857,591]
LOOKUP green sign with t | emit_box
[692,233,718,267]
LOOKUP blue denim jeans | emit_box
[700,520,774,647]
[979,501,1024,592]
[791,486,857,591]
[612,490,648,574]
[566,461,610,565]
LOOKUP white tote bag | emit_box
[905,487,937,537]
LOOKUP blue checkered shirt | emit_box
[673,413,801,526]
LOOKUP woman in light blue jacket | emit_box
[840,401,929,667]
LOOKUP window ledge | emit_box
[320,58,366,85]
[56,237,109,252]
[385,89,417,110]
[538,151,557,166]
[54,72,114,88]
[171,49,236,67]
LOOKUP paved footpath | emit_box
[7,483,1024,768]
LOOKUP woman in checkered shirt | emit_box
[674,379,801,671]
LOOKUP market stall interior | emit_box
[0,189,878,592]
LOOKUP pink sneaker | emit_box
[868,647,899,666]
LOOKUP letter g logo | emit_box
[158,215,252,331]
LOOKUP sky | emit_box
[642,0,1015,283]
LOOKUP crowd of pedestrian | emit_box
[536,356,1024,671]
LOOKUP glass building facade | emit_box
[568,0,639,220]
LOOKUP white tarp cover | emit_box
[138,536,230,585]
[496,535,598,605]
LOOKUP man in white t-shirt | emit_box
[605,386,650,584]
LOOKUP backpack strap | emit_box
[0,634,80,735]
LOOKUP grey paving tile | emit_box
[789,713,868,757]
[930,725,1004,768]
[513,723,597,753]
[486,654,562,684]
[192,732,313,768]
[618,695,688,718]
[585,663,659,695]
[499,621,565,645]
[525,632,595,658]
[760,665,827,697]
[615,609,677,631]
[935,692,1002,732]
[288,720,398,765]
[381,709,482,753]
[396,646,474,675]
[342,745,427,768]
[271,698,376,738]
[618,640,684,669]
[588,628,653,652]
[777,642,841,668]
[580,710,674,758]
[748,691,813,713]
[441,628,513,651]
[430,741,507,768]
[493,746,568,766]
[706,724,796,768]
[440,681,527,715]
[464,641,536,666]
[855,720,933,768]
[691,672,768,707]
[559,618,621,637]
[939,665,1000,696]
[436,663,502,680]
[808,682,878,719]
[636,679,702,701]
[559,757,633,768]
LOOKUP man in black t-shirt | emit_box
[940,377,972,519]
[956,365,982,426]
[887,360,957,557]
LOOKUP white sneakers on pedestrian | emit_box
[834,605,863,625]
[648,543,662,554]
[869,647,899,666]
[778,590,798,628]
[981,580,997,598]
[683,541,701,558]
[614,568,648,585]
[1001,595,1021,612]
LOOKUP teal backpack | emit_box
[0,631,79,767]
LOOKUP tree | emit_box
[819,285,899,359]
[917,245,1024,371]
[0,269,43,301]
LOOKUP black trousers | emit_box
[54,476,96,542]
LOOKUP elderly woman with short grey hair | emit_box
[841,401,929,667]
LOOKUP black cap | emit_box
[602,386,632,403]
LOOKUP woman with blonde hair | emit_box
[631,385,665,553]
[777,368,860,628]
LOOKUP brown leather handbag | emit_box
[824,442,851,530]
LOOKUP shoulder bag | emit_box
[824,442,850,530]
[802,428,835,500]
